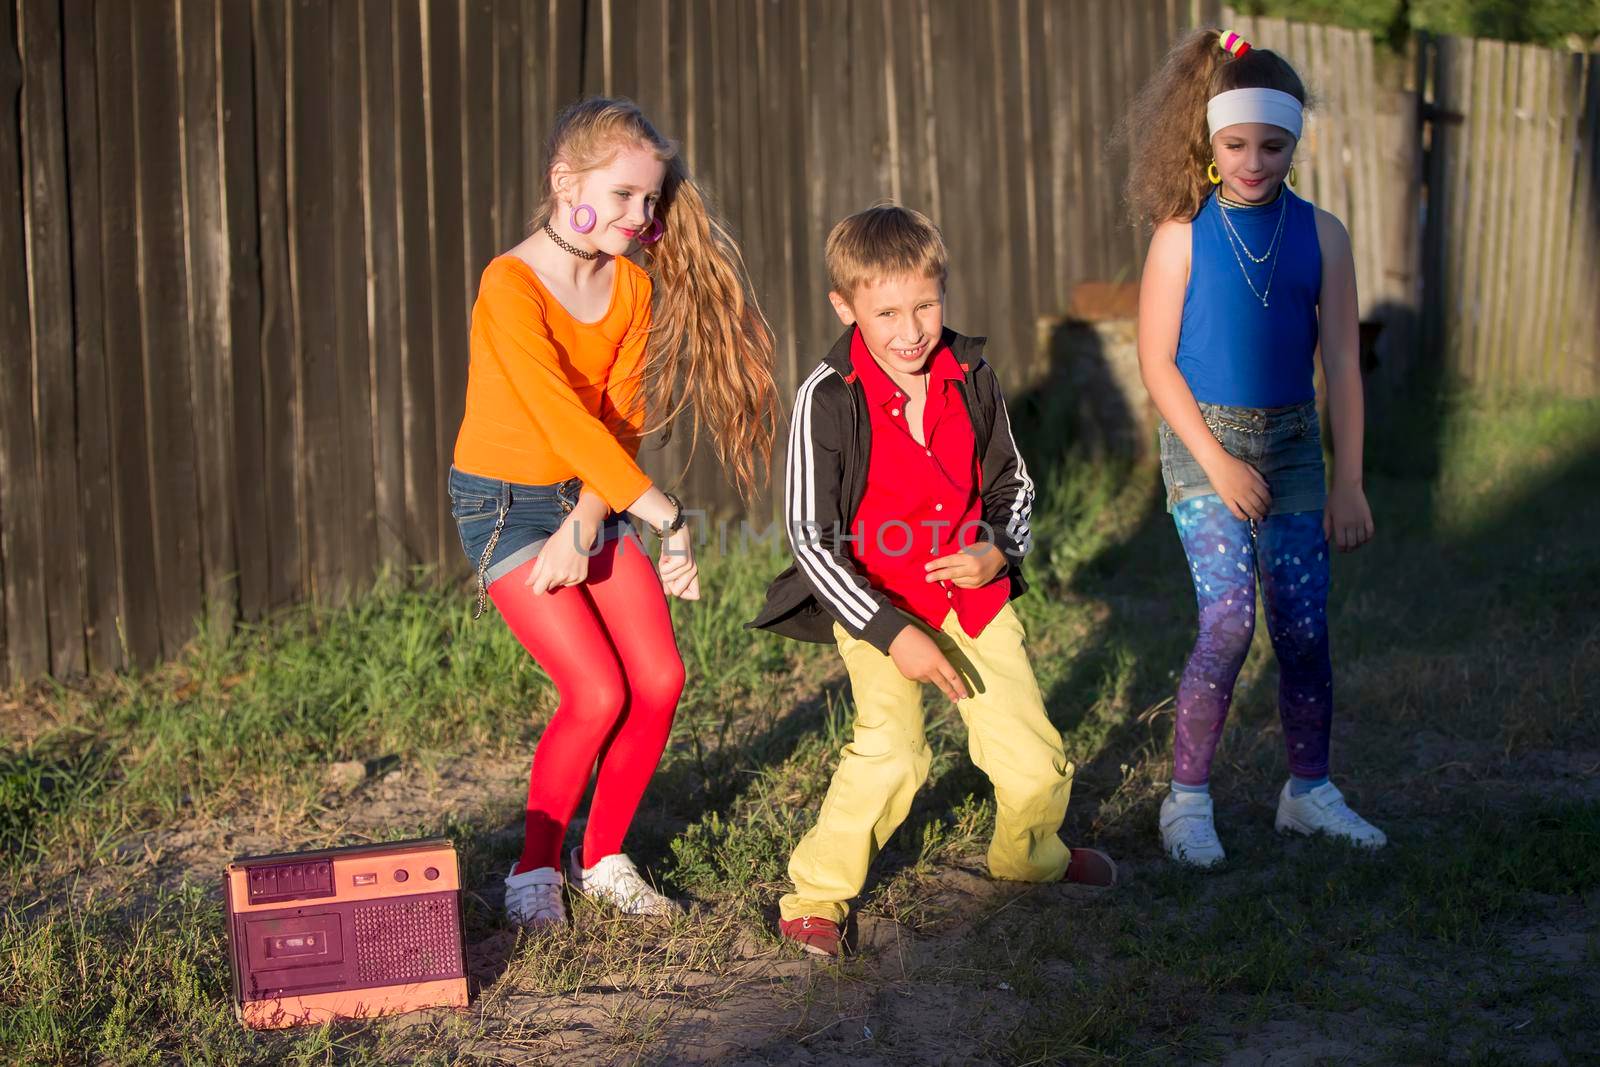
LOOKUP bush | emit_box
[1233,0,1600,48]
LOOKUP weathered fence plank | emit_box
[0,0,46,683]
[361,0,407,571]
[180,0,242,636]
[393,1,442,572]
[287,0,349,604]
[253,0,304,610]
[132,0,206,655]
[20,0,87,676]
[331,0,379,598]
[62,0,121,672]
[92,0,163,666]
[426,0,470,571]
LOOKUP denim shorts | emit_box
[1158,400,1326,516]
[447,466,633,586]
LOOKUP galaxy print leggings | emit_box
[1170,495,1332,786]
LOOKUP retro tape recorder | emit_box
[224,837,468,1029]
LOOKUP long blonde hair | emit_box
[534,97,777,504]
[1121,29,1308,227]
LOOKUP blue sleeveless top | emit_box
[1174,188,1322,408]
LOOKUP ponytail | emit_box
[641,162,776,506]
[1121,29,1309,227]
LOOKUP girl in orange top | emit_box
[449,98,775,928]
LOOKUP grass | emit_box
[2,384,1598,1065]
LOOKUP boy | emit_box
[749,206,1117,957]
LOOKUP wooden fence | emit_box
[5,1,1596,687]
[0,0,1215,685]
[1419,36,1600,393]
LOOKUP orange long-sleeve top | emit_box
[453,254,654,512]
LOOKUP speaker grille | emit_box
[352,893,462,984]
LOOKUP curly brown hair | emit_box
[1121,29,1308,228]
[533,98,778,504]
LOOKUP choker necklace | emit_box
[544,220,600,261]
[1218,185,1284,210]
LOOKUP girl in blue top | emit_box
[1127,28,1385,867]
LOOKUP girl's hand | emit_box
[525,515,598,595]
[924,543,1008,589]
[1203,452,1272,522]
[888,625,967,703]
[658,527,700,600]
[1323,483,1374,552]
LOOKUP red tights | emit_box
[488,534,685,874]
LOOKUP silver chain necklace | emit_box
[1218,192,1286,263]
[1217,195,1288,307]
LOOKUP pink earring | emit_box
[570,204,596,234]
[638,216,665,246]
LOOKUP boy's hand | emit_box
[888,625,968,703]
[925,542,1008,589]
[1323,483,1374,553]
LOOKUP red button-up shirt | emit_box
[846,329,1008,638]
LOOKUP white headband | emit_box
[1206,88,1303,140]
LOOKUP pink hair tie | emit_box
[1220,30,1251,57]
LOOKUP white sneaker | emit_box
[1160,789,1226,868]
[1274,781,1387,848]
[503,864,567,928]
[566,848,682,917]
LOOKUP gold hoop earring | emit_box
[1207,161,1221,185]
[1288,163,1298,188]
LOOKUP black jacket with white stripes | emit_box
[748,326,1035,655]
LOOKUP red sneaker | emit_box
[1065,847,1118,887]
[779,915,842,957]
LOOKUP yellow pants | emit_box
[780,603,1075,924]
